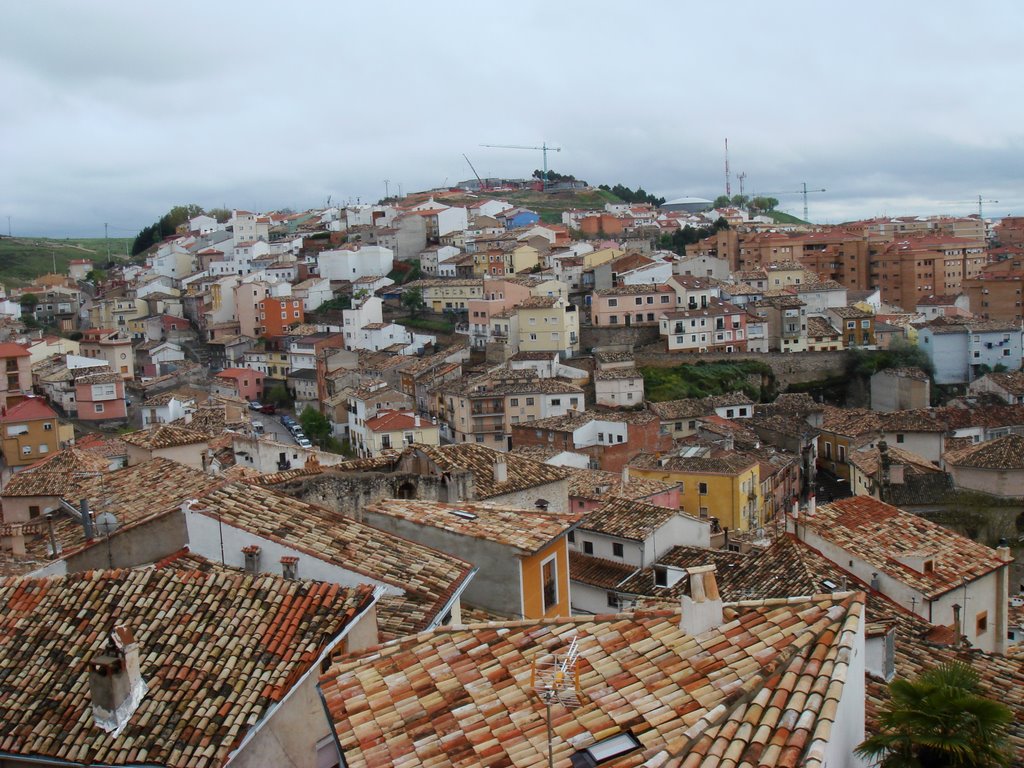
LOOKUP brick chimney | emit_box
[680,565,723,636]
[90,624,147,736]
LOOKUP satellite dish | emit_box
[95,512,119,537]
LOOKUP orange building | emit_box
[257,297,304,337]
[0,343,32,408]
[360,499,576,619]
[963,257,1024,324]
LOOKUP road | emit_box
[252,412,299,445]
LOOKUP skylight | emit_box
[572,731,643,766]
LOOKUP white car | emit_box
[296,437,313,449]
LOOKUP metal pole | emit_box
[546,697,553,768]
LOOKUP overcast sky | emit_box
[3,1,1022,237]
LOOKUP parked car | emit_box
[248,401,263,411]
[259,403,276,415]
[296,437,313,449]
[291,429,307,441]
[281,415,295,426]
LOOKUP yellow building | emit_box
[629,447,762,532]
[506,244,540,274]
[583,248,624,269]
[516,296,580,356]
[361,410,440,457]
[407,278,484,312]
[0,397,75,468]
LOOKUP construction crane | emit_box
[756,183,826,222]
[480,142,561,189]
[462,154,487,192]
[937,195,999,219]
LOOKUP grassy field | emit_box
[0,236,133,285]
[442,188,621,224]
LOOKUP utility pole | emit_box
[384,180,390,200]
[104,222,110,262]
[737,172,747,199]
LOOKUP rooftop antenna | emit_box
[531,635,582,768]
[737,172,747,199]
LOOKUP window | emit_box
[28,505,40,519]
[837,444,846,462]
[510,398,519,406]
[38,444,48,454]
[977,611,988,635]
[526,397,535,406]
[43,423,52,431]
[698,482,708,495]
[21,445,31,455]
[612,542,624,558]
[551,398,561,406]
[896,434,905,444]
[583,541,594,555]
[654,566,668,587]
[608,298,618,307]
[607,591,620,608]
[567,530,575,543]
[699,506,709,518]
[541,556,558,612]
[94,403,104,413]
[825,442,832,459]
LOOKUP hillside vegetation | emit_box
[0,236,133,286]
[641,360,775,402]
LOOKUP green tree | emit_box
[85,268,107,283]
[402,287,425,317]
[730,194,750,207]
[19,292,38,311]
[856,661,1012,768]
[713,195,731,208]
[207,208,232,223]
[265,383,293,407]
[299,406,331,444]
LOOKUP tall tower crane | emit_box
[757,183,826,222]
[480,142,562,189]
[937,195,999,219]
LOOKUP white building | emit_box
[317,245,394,282]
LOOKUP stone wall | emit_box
[580,325,660,352]
[634,349,849,389]
[276,470,474,520]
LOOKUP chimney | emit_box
[870,572,881,591]
[281,556,299,580]
[414,413,421,428]
[90,625,147,736]
[998,537,1014,563]
[81,499,94,540]
[493,459,508,484]
[865,624,896,682]
[808,493,816,517]
[680,565,724,636]
[45,511,61,557]
[952,603,963,644]
[620,465,629,487]
[242,545,261,575]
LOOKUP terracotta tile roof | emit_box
[365,409,424,432]
[0,568,376,767]
[0,397,58,423]
[944,433,1024,470]
[982,371,1024,396]
[1,448,110,497]
[578,497,680,541]
[803,496,1005,599]
[120,424,209,449]
[877,366,930,382]
[806,315,839,338]
[72,432,128,459]
[566,468,677,502]
[648,392,752,421]
[0,342,30,358]
[409,443,570,498]
[191,481,474,639]
[849,445,942,478]
[630,445,757,475]
[321,591,864,768]
[569,550,638,589]
[363,498,575,553]
[594,366,642,381]
[525,408,659,432]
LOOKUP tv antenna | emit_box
[531,635,582,768]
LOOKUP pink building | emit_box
[467,278,536,348]
[568,469,681,516]
[74,371,128,421]
[591,284,676,327]
[213,367,265,402]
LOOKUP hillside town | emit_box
[1,188,1023,767]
